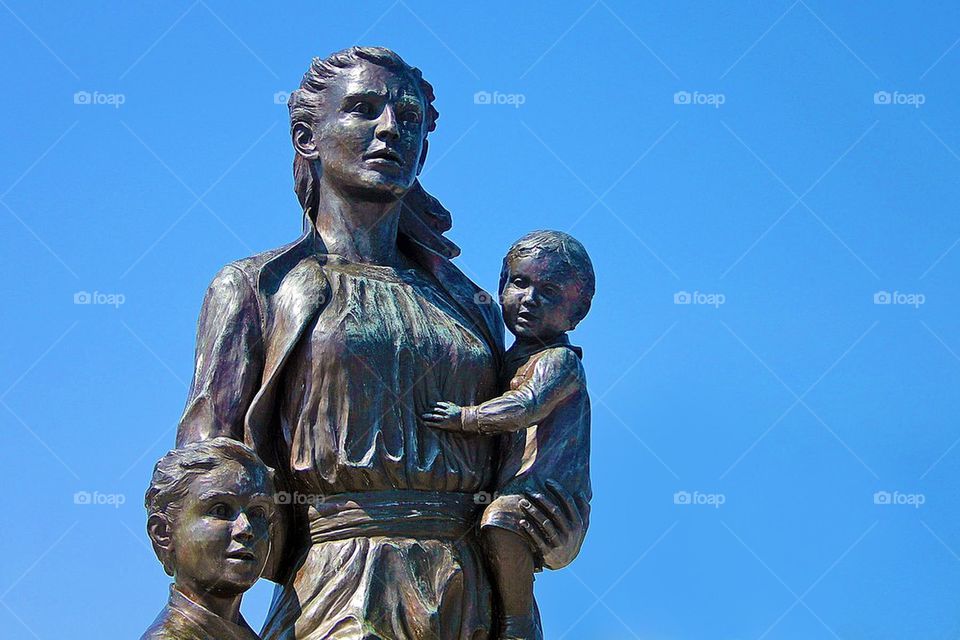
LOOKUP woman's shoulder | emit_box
[229,232,312,280]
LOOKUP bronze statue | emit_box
[423,230,594,640]
[142,438,277,640]
[168,46,593,639]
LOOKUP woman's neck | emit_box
[313,179,403,267]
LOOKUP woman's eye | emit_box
[350,101,373,115]
[209,503,232,518]
[543,286,560,298]
[249,507,267,520]
[399,110,421,123]
[512,278,526,287]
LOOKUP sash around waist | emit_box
[306,489,482,544]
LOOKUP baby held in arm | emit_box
[422,230,595,640]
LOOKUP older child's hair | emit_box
[499,230,596,328]
[144,437,275,575]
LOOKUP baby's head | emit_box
[145,437,276,597]
[499,230,595,342]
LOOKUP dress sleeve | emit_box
[176,264,265,446]
[461,348,584,434]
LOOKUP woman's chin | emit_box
[341,178,409,204]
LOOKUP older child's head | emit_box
[499,230,595,342]
[145,437,276,596]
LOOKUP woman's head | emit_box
[289,47,439,217]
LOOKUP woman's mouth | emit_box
[225,549,257,562]
[363,147,404,166]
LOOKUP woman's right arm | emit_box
[176,264,265,446]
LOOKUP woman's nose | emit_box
[233,512,254,541]
[375,105,400,141]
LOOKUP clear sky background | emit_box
[2,2,960,638]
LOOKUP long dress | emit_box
[259,255,501,640]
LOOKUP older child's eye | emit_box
[543,284,560,297]
[249,506,268,521]
[399,109,421,123]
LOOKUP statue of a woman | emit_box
[175,47,588,640]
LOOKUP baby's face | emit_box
[170,460,274,596]
[501,252,583,342]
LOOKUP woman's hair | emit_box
[288,46,439,225]
[499,230,596,328]
[144,437,275,575]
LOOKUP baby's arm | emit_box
[422,347,584,434]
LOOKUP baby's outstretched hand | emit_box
[421,401,463,431]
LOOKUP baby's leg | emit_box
[482,525,537,639]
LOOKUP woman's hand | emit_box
[518,479,590,570]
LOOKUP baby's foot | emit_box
[499,614,542,640]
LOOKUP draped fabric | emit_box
[261,256,500,639]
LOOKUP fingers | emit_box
[523,489,567,536]
[545,479,578,530]
[422,401,454,415]
[519,497,560,545]
[519,517,548,552]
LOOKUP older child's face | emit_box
[501,252,583,342]
[170,460,274,597]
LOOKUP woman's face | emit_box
[305,60,427,202]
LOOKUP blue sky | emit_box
[2,2,960,638]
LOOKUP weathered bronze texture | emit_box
[142,438,277,639]
[158,46,595,640]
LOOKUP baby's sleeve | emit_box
[462,347,584,434]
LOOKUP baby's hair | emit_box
[499,230,596,328]
[144,437,275,575]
